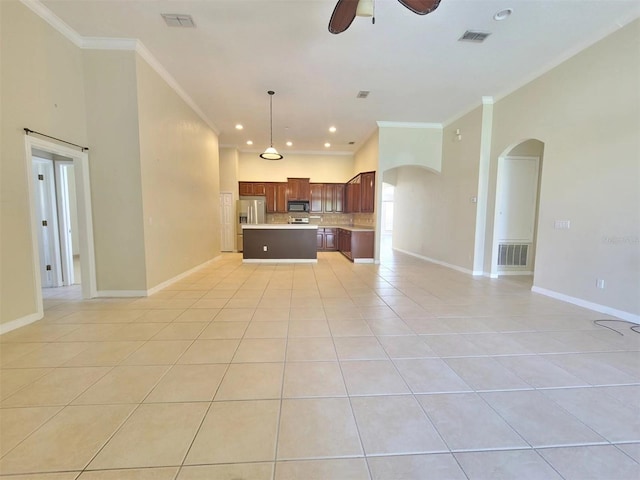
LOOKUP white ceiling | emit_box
[40,0,640,155]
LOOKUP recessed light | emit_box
[493,8,512,21]
[329,126,337,133]
[246,140,253,145]
[324,143,331,148]
[286,141,293,147]
[235,124,243,130]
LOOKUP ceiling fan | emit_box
[329,0,441,34]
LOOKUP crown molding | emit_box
[21,0,83,46]
[376,121,443,129]
[133,41,220,134]
[81,37,138,50]
[19,0,219,135]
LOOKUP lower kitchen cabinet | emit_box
[336,228,374,261]
[317,228,337,251]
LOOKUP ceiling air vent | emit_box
[161,14,196,28]
[459,30,490,43]
[357,91,370,99]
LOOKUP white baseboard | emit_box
[354,258,374,264]
[531,286,640,324]
[146,255,223,296]
[96,256,224,298]
[498,270,534,276]
[393,248,475,276]
[0,312,43,335]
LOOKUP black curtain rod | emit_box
[24,128,89,152]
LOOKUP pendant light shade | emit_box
[356,0,374,17]
[260,90,283,160]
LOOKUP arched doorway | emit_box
[490,139,544,278]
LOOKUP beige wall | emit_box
[354,130,379,175]
[219,147,239,194]
[136,56,220,289]
[238,151,354,183]
[379,125,443,173]
[392,108,483,271]
[487,20,640,315]
[1,2,222,328]
[1,1,88,324]
[83,50,147,292]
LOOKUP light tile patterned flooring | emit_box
[1,250,639,479]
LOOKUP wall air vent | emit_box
[459,30,491,43]
[357,91,370,99]
[498,243,529,267]
[161,14,196,28]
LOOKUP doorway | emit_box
[219,192,234,252]
[491,142,543,277]
[25,135,97,308]
[380,182,395,258]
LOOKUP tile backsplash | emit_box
[266,213,375,227]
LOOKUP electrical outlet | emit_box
[263,245,268,252]
[596,278,605,289]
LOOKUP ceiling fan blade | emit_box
[328,0,359,34]
[397,0,441,15]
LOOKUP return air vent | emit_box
[357,91,370,99]
[459,30,491,43]
[161,14,196,28]
[498,243,529,267]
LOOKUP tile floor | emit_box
[1,250,639,479]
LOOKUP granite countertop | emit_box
[242,224,318,230]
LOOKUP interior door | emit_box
[496,157,539,242]
[220,192,234,251]
[32,157,63,287]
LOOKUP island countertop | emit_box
[242,224,318,230]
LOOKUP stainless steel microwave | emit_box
[287,201,310,212]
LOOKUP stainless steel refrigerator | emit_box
[237,197,266,252]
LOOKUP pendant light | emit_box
[260,90,283,160]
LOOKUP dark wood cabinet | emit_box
[322,183,345,213]
[265,183,276,213]
[325,230,336,250]
[287,178,310,201]
[253,183,266,196]
[360,171,375,213]
[239,182,254,196]
[276,183,288,212]
[336,228,373,261]
[239,181,266,197]
[265,182,288,213]
[317,228,338,251]
[243,172,372,215]
[334,184,345,213]
[346,177,361,213]
[310,183,324,213]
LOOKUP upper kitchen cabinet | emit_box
[344,172,375,213]
[311,183,345,213]
[239,182,266,196]
[287,178,310,201]
[323,183,344,213]
[265,182,288,213]
[310,183,324,213]
[346,175,361,213]
[360,171,376,213]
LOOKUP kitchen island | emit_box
[242,224,318,263]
